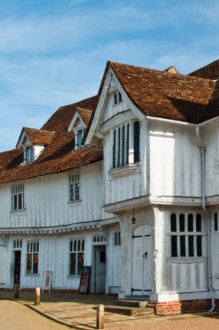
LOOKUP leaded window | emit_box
[11,185,25,211]
[112,121,140,168]
[69,239,84,275]
[27,241,39,274]
[170,213,204,258]
[69,174,80,202]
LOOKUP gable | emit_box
[85,65,145,145]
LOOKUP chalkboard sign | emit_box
[79,266,91,293]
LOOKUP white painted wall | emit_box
[0,162,109,230]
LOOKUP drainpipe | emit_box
[196,126,215,311]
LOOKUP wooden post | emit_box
[96,304,104,329]
[14,283,19,298]
[35,287,41,305]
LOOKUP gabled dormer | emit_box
[68,107,92,149]
[16,127,54,163]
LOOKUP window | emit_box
[75,128,86,149]
[25,145,34,163]
[11,185,25,211]
[69,174,80,202]
[114,91,122,105]
[27,241,39,274]
[112,121,140,168]
[170,213,203,257]
[214,212,218,231]
[69,239,84,275]
[13,240,22,249]
[114,231,121,246]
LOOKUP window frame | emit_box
[25,145,34,163]
[113,91,122,105]
[26,241,39,274]
[169,212,205,258]
[112,120,140,169]
[69,238,85,275]
[11,185,25,211]
[69,173,80,202]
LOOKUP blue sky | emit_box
[1,0,219,152]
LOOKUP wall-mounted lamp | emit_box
[131,209,136,225]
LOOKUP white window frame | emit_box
[11,185,25,211]
[113,91,122,105]
[169,212,206,258]
[69,238,85,275]
[25,145,34,163]
[69,173,80,202]
[75,128,86,149]
[112,120,140,168]
[26,241,39,274]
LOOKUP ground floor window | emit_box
[69,239,84,275]
[27,241,39,274]
[170,213,204,257]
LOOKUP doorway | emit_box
[94,246,106,293]
[132,225,152,296]
[14,251,21,286]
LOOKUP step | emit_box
[117,299,148,308]
[96,305,154,316]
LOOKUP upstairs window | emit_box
[114,231,121,246]
[11,185,25,211]
[112,121,140,168]
[75,128,86,149]
[170,213,204,258]
[69,173,80,202]
[25,145,34,163]
[114,91,122,105]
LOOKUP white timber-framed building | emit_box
[1,59,219,314]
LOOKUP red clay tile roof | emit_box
[76,107,93,126]
[0,96,102,184]
[107,61,215,124]
[17,127,55,146]
[42,95,99,134]
[189,60,219,80]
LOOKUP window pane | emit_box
[171,236,177,257]
[197,236,202,256]
[214,213,218,231]
[27,253,32,273]
[170,213,177,232]
[188,214,193,232]
[78,252,84,274]
[133,121,140,163]
[33,253,38,273]
[179,214,185,232]
[70,253,76,275]
[117,127,120,166]
[188,236,194,256]
[196,214,202,232]
[113,130,116,168]
[180,236,186,257]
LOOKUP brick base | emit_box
[147,299,211,315]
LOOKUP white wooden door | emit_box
[132,225,152,295]
[94,246,106,293]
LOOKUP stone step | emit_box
[104,305,154,316]
[94,305,154,317]
[117,299,148,308]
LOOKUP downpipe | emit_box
[196,127,215,311]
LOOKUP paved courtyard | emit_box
[1,290,219,329]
